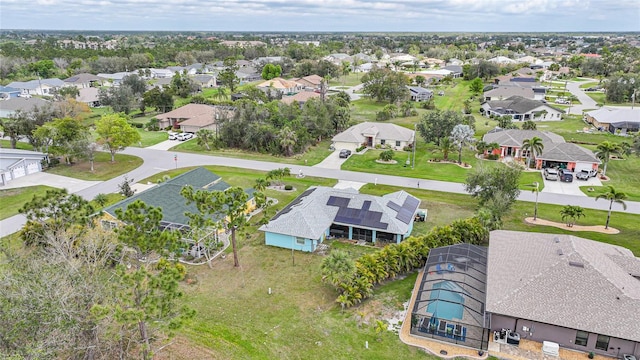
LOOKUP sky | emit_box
[1,0,639,32]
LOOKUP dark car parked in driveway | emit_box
[339,149,352,158]
[559,169,573,182]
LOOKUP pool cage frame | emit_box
[411,243,490,351]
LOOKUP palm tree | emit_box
[438,137,455,161]
[213,86,228,101]
[321,250,355,288]
[595,141,621,177]
[196,129,215,151]
[521,137,544,168]
[560,205,585,227]
[254,178,269,192]
[595,186,627,229]
[277,126,297,157]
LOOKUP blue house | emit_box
[259,186,422,252]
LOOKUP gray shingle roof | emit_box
[0,97,50,112]
[484,86,534,100]
[482,129,565,148]
[538,142,600,163]
[486,230,640,342]
[7,78,64,90]
[484,95,557,113]
[259,186,420,240]
[64,73,104,84]
[332,122,415,144]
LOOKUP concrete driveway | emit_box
[541,175,602,197]
[146,136,197,151]
[1,172,101,192]
[314,149,350,169]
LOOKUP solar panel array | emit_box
[327,196,389,230]
[388,195,420,224]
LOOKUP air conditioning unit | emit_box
[522,326,529,332]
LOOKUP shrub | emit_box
[376,109,393,121]
[284,184,293,190]
[487,154,499,160]
[356,145,366,152]
[379,150,394,161]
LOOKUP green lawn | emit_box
[0,140,34,150]
[329,73,363,87]
[578,82,600,89]
[171,139,334,166]
[0,185,55,220]
[132,128,168,147]
[46,152,143,181]
[579,155,640,201]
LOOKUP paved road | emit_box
[3,146,639,237]
[564,80,599,115]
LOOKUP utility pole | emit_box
[412,123,417,169]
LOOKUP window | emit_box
[395,140,401,147]
[575,331,589,346]
[296,237,306,245]
[380,139,386,145]
[595,334,610,351]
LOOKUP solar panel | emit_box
[272,188,316,221]
[327,196,350,207]
[387,201,402,212]
[394,195,421,224]
[362,200,372,211]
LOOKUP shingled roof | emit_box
[482,129,565,148]
[332,122,415,144]
[484,96,554,113]
[538,142,600,163]
[486,231,640,342]
[103,167,253,227]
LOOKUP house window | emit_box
[575,331,589,346]
[296,237,306,245]
[595,334,610,350]
[380,139,386,145]
[396,141,401,147]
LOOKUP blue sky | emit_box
[2,0,639,32]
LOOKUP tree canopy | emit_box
[95,113,141,162]
[417,110,464,146]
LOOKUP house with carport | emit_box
[259,186,421,252]
[332,122,415,151]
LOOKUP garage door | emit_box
[333,141,358,152]
[574,162,594,173]
[13,166,26,178]
[27,161,40,174]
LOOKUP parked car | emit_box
[576,169,597,180]
[176,133,194,141]
[543,168,559,181]
[559,169,573,182]
[555,98,569,104]
[339,149,352,158]
[168,132,178,140]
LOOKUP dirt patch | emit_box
[428,159,472,168]
[524,217,619,234]
[267,185,296,192]
[375,159,398,164]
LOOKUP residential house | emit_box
[355,62,374,73]
[154,103,234,133]
[488,56,517,65]
[481,96,563,121]
[281,91,321,107]
[101,167,255,232]
[584,108,640,134]
[0,97,50,118]
[236,67,262,83]
[482,128,599,172]
[483,86,536,102]
[442,65,463,78]
[259,186,421,252]
[7,78,65,96]
[77,87,101,107]
[63,73,105,89]
[96,72,135,86]
[486,231,640,359]
[0,148,48,186]
[0,86,21,100]
[147,68,175,79]
[407,86,433,102]
[332,122,415,151]
[219,40,266,48]
[256,77,302,96]
[291,75,324,91]
[323,53,352,65]
[192,74,217,88]
[447,58,464,66]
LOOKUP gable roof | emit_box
[407,86,433,95]
[0,86,22,94]
[103,167,251,227]
[332,122,415,144]
[258,186,420,240]
[486,230,640,342]
[7,78,65,90]
[482,129,565,148]
[538,142,600,163]
[155,103,217,122]
[291,75,324,87]
[484,96,559,114]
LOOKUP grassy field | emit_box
[329,73,364,87]
[46,152,143,181]
[171,139,334,166]
[0,185,55,220]
[0,140,34,150]
[132,128,168,147]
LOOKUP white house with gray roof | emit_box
[7,78,65,96]
[0,148,47,186]
[486,231,640,359]
[259,186,421,252]
[332,122,415,151]
[585,108,640,134]
[481,96,562,121]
